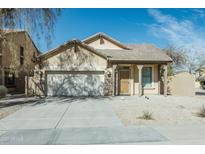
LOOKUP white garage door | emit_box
[46,71,104,96]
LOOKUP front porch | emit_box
[112,63,168,96]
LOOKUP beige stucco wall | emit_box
[86,38,123,50]
[0,32,39,93]
[41,45,107,71]
[26,75,44,96]
[168,72,195,96]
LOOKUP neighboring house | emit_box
[195,66,205,89]
[0,29,40,93]
[27,32,172,97]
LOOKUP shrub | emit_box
[200,81,205,90]
[0,86,8,98]
[139,111,154,120]
[197,105,205,118]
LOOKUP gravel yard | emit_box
[110,95,205,126]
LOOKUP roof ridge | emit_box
[126,43,156,46]
[82,32,130,50]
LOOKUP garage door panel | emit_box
[47,73,104,96]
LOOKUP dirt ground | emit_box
[110,95,205,126]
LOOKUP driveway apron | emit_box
[57,98,123,128]
[0,98,72,130]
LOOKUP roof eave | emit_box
[109,59,172,64]
[38,40,108,61]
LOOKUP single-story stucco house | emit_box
[27,32,172,97]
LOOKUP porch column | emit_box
[130,65,134,96]
[112,64,117,96]
[137,65,143,96]
[115,66,119,96]
[158,64,161,95]
[163,65,168,96]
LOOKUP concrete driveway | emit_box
[0,97,123,130]
[0,97,167,144]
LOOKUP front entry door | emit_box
[119,70,130,95]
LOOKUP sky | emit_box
[36,8,205,64]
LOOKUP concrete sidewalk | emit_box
[153,124,205,144]
[0,126,167,145]
[1,124,205,144]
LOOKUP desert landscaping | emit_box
[110,95,205,126]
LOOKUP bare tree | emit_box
[0,9,61,96]
[163,45,188,75]
[0,8,61,46]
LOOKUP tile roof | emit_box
[96,44,172,62]
[37,32,172,63]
